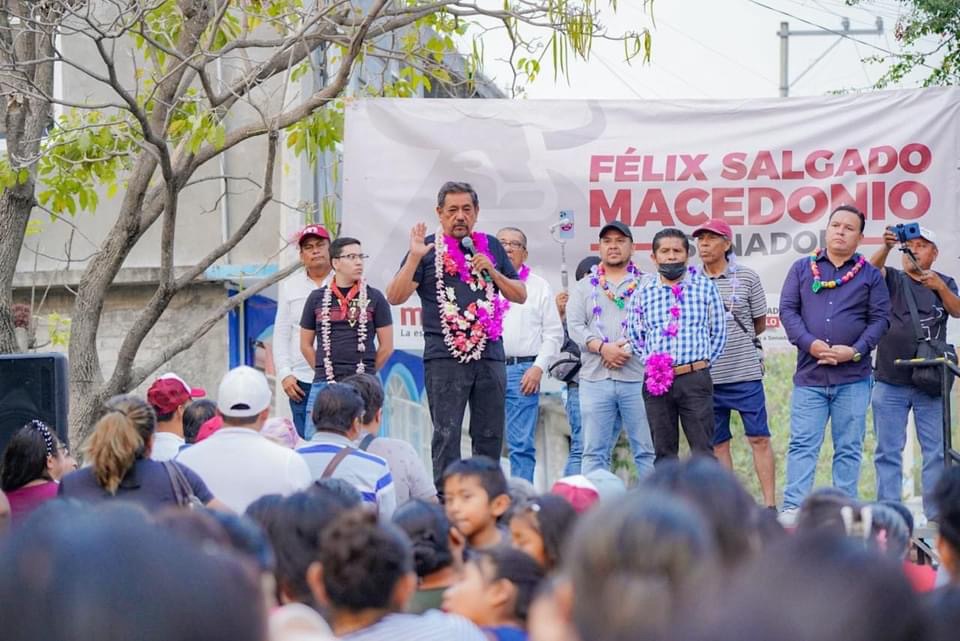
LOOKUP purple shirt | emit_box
[779,251,890,387]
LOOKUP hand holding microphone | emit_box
[461,236,494,282]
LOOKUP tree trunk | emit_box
[0,183,33,354]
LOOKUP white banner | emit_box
[343,89,960,352]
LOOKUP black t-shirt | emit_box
[401,233,518,361]
[875,267,958,386]
[300,283,392,380]
[58,459,213,509]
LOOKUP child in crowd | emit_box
[393,499,464,614]
[509,495,577,571]
[442,546,545,641]
[443,457,511,550]
[311,509,487,641]
[933,466,960,585]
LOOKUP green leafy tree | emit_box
[854,0,960,86]
[0,0,651,444]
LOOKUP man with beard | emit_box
[627,228,726,464]
[274,224,334,438]
[869,225,960,522]
[567,221,655,475]
[386,182,526,491]
[779,205,890,522]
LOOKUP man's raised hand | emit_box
[409,222,435,259]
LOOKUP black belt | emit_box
[505,356,537,365]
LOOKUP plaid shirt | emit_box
[627,270,727,366]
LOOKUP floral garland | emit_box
[629,266,698,396]
[319,279,369,382]
[435,230,509,363]
[589,263,643,345]
[809,250,866,293]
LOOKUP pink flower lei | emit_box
[319,279,368,383]
[434,229,509,363]
[642,266,696,396]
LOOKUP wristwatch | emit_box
[852,351,862,363]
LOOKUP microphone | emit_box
[461,236,492,283]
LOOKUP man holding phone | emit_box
[869,225,960,522]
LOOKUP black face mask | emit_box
[658,262,687,281]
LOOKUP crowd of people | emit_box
[1,179,959,639]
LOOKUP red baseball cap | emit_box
[692,219,734,240]
[147,373,205,415]
[297,224,331,246]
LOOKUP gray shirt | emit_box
[567,268,645,382]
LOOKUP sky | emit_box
[475,0,944,100]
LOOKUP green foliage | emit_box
[35,110,138,216]
[285,102,344,166]
[852,0,960,87]
[46,313,71,348]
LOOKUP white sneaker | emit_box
[778,507,800,527]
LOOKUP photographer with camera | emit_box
[870,224,960,522]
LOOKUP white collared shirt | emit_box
[150,431,185,461]
[502,270,563,371]
[274,267,333,383]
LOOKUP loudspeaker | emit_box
[0,353,69,457]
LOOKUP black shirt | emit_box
[58,458,213,510]
[300,283,392,380]
[875,267,958,386]
[402,233,518,361]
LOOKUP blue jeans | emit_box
[289,379,313,438]
[303,380,330,440]
[872,380,944,519]
[505,362,541,482]
[563,384,583,476]
[580,379,654,476]
[783,378,872,510]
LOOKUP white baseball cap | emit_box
[217,366,272,417]
[918,226,938,246]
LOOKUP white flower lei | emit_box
[319,278,368,382]
[434,229,499,363]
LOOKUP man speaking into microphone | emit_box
[386,182,527,491]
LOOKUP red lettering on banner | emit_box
[871,182,887,220]
[805,150,833,179]
[720,152,748,180]
[748,188,785,225]
[830,182,868,212]
[900,143,932,174]
[589,189,631,226]
[868,146,898,174]
[678,154,708,181]
[590,155,615,181]
[400,307,422,326]
[836,149,867,177]
[633,189,672,226]
[748,151,780,180]
[781,150,805,179]
[641,156,664,181]
[889,181,931,219]
[675,189,710,225]
[787,187,829,223]
[713,188,744,224]
[614,149,640,182]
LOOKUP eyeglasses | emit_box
[499,240,526,249]
[334,253,369,261]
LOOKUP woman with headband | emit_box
[0,419,74,524]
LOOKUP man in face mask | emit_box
[626,227,727,463]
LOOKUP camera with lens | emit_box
[890,223,922,243]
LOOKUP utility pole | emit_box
[778,17,884,97]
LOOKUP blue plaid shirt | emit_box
[627,270,727,366]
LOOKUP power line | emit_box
[745,0,937,70]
